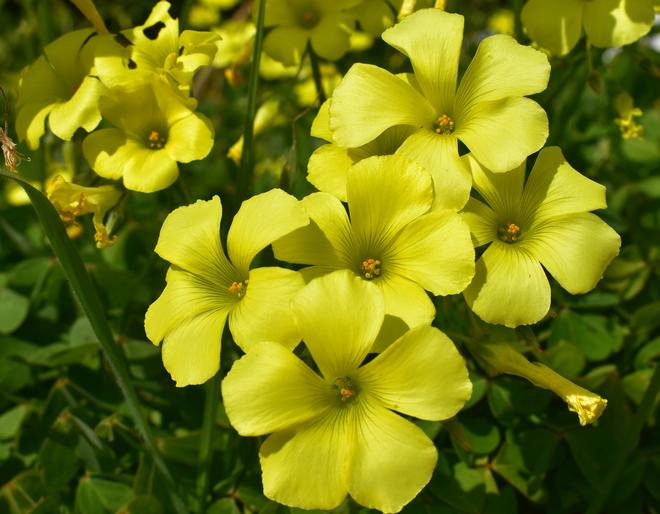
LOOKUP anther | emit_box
[360,258,381,280]
[433,114,455,135]
[498,222,521,243]
[333,376,358,402]
[228,280,248,298]
[148,130,166,149]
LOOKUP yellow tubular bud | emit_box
[468,340,607,425]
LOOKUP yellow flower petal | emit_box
[307,144,354,202]
[155,196,237,282]
[583,0,654,48]
[161,308,229,387]
[521,0,583,55]
[222,341,332,436]
[47,75,104,141]
[228,267,305,351]
[227,189,309,274]
[461,197,498,247]
[82,129,134,181]
[292,270,384,380]
[377,272,435,330]
[455,34,549,111]
[330,63,435,147]
[382,8,463,113]
[521,147,607,224]
[349,404,437,514]
[121,146,180,193]
[456,97,548,173]
[166,112,214,162]
[526,212,621,294]
[466,154,525,222]
[347,155,433,253]
[263,26,309,66]
[260,409,354,510]
[309,12,353,61]
[388,210,475,296]
[273,192,354,268]
[310,99,333,140]
[464,242,551,327]
[358,325,472,420]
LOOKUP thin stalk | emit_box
[196,372,221,514]
[308,45,326,104]
[585,363,660,514]
[237,0,267,200]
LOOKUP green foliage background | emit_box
[0,0,659,513]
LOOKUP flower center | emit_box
[498,222,521,243]
[147,130,167,149]
[228,279,248,298]
[300,10,320,29]
[333,376,358,402]
[360,258,381,280]
[433,114,455,135]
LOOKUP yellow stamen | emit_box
[498,222,521,243]
[360,258,381,280]
[301,11,318,28]
[333,377,358,402]
[228,279,248,298]
[148,130,166,149]
[433,114,455,135]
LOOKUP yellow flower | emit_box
[274,154,474,347]
[145,191,309,386]
[522,0,655,56]
[222,271,472,512]
[614,91,644,139]
[328,8,550,210]
[47,175,123,248]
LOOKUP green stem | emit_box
[196,372,221,514]
[237,0,267,200]
[308,45,326,104]
[585,363,660,514]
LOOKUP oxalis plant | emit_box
[0,0,658,513]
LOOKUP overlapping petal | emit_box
[358,326,472,420]
[120,146,180,193]
[381,8,463,113]
[464,242,551,327]
[222,341,331,436]
[263,26,309,66]
[521,0,583,55]
[47,76,104,141]
[582,0,653,48]
[307,144,354,201]
[82,130,137,181]
[227,189,309,274]
[395,130,472,210]
[272,192,354,267]
[347,155,433,253]
[228,267,305,351]
[310,12,353,61]
[387,210,475,296]
[330,64,435,147]
[461,198,498,247]
[292,271,384,380]
[377,273,435,330]
[467,154,525,222]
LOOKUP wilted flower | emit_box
[222,271,472,512]
[461,147,621,327]
[47,175,122,248]
[145,191,309,386]
[82,79,214,192]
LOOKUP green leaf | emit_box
[459,416,501,455]
[207,498,241,514]
[429,458,497,513]
[74,477,134,514]
[0,288,30,334]
[8,257,51,289]
[486,376,552,425]
[0,168,185,513]
[39,413,80,489]
[124,495,164,514]
[550,311,623,361]
[0,404,27,440]
[538,340,587,378]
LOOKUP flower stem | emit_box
[308,45,326,104]
[196,372,221,514]
[237,0,267,200]
[585,363,660,514]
